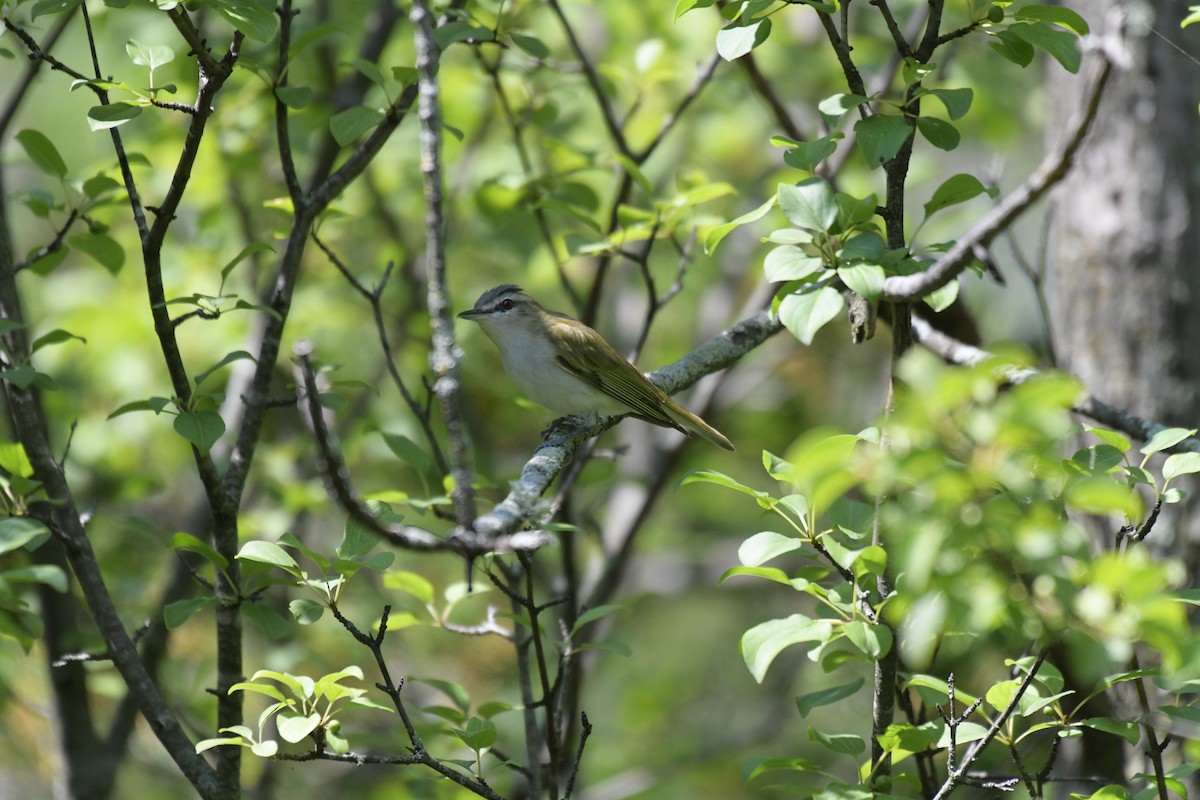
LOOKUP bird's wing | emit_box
[548,318,680,429]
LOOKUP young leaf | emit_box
[704,195,777,255]
[0,518,50,555]
[174,410,226,453]
[125,40,174,71]
[330,106,385,146]
[778,284,845,345]
[738,531,805,567]
[923,173,991,219]
[763,246,822,282]
[778,178,838,232]
[211,0,279,42]
[1014,5,1089,35]
[925,87,973,120]
[30,328,86,355]
[237,540,302,573]
[1008,22,1081,73]
[274,86,313,108]
[87,103,143,131]
[1140,427,1196,454]
[836,264,885,300]
[854,114,911,168]
[715,18,772,61]
[382,432,434,475]
[16,130,68,177]
[69,233,125,274]
[164,597,219,629]
[741,614,833,683]
[916,117,959,151]
[795,677,865,716]
[171,532,229,569]
[1163,452,1200,481]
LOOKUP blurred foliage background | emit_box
[0,0,1126,797]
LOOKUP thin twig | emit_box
[882,53,1112,302]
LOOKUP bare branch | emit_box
[882,53,1112,302]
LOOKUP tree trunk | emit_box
[1046,0,1200,790]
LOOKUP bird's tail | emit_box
[663,403,734,451]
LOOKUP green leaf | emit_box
[718,565,793,586]
[453,717,497,751]
[989,28,1035,67]
[1014,5,1089,35]
[778,178,838,231]
[330,106,385,146]
[842,619,892,659]
[274,86,313,108]
[510,33,550,59]
[16,130,68,177]
[922,277,958,313]
[925,87,973,120]
[738,531,805,567]
[854,114,911,168]
[763,246,822,282]
[0,518,50,555]
[778,284,844,345]
[817,93,869,126]
[86,103,143,132]
[242,602,292,640]
[277,713,321,744]
[923,173,992,219]
[1085,426,1131,453]
[679,469,772,506]
[171,532,229,569]
[3,565,67,592]
[173,410,226,453]
[808,726,865,755]
[384,570,435,605]
[741,614,833,683]
[674,0,717,20]
[1008,22,1081,73]
[194,350,255,386]
[1078,717,1140,746]
[69,233,125,274]
[391,66,418,85]
[796,677,865,716]
[704,195,776,255]
[31,0,84,18]
[571,603,624,634]
[382,432,434,475]
[125,40,174,71]
[834,193,878,228]
[0,442,33,478]
[29,328,86,355]
[1163,452,1200,481]
[412,677,471,713]
[237,540,301,573]
[164,596,219,629]
[836,264,885,300]
[339,513,381,560]
[916,116,960,151]
[433,21,493,49]
[289,598,326,624]
[1140,427,1196,454]
[1064,477,1143,518]
[715,18,772,61]
[780,134,842,172]
[212,0,279,42]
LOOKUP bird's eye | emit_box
[499,299,515,311]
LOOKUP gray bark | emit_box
[1046,0,1200,791]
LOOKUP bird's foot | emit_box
[539,415,593,447]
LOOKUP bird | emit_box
[458,285,734,450]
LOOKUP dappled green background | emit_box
[0,0,1067,796]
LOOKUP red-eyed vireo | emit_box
[458,285,734,450]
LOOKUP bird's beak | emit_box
[458,308,482,320]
